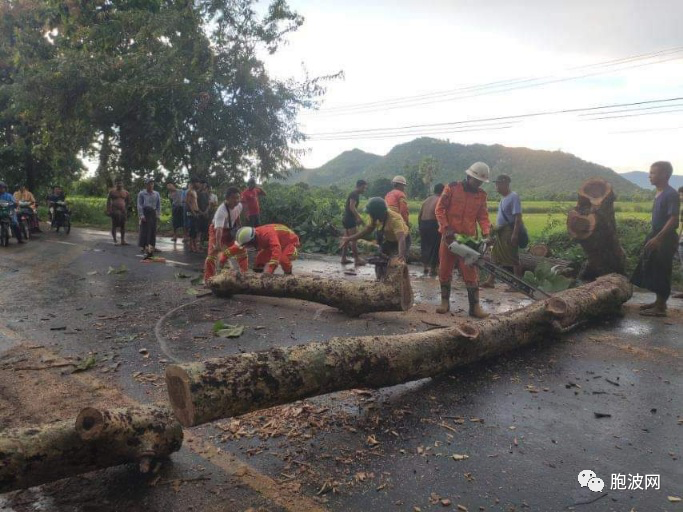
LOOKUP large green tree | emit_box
[0,0,334,193]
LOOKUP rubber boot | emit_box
[467,287,489,319]
[436,283,451,314]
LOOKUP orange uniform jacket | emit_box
[228,224,300,274]
[385,189,410,224]
[435,181,491,237]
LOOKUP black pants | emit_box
[138,207,157,248]
[631,230,678,299]
[419,219,440,269]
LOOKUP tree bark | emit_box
[167,274,632,427]
[0,406,183,493]
[209,260,413,317]
[567,179,626,281]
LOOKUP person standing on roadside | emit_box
[241,178,266,227]
[197,180,211,246]
[482,175,525,288]
[631,161,680,316]
[185,177,201,253]
[341,179,367,266]
[106,178,130,245]
[676,186,683,299]
[418,183,444,276]
[137,178,161,255]
[167,182,184,242]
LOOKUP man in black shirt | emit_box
[341,180,367,266]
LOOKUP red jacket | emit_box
[435,181,491,237]
[385,189,410,224]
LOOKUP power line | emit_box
[305,46,683,117]
[306,96,683,139]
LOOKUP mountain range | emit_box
[620,171,683,190]
[288,138,648,199]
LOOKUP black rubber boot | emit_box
[436,283,451,314]
[467,287,489,319]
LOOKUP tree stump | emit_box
[167,274,632,427]
[566,179,626,281]
[0,405,183,493]
[209,260,413,317]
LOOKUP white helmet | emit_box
[391,175,407,185]
[465,162,490,183]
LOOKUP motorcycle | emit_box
[51,201,71,234]
[0,201,12,247]
[17,201,34,241]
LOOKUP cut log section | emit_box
[167,274,632,427]
[209,260,413,317]
[567,178,626,281]
[0,406,183,493]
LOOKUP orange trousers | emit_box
[438,240,478,287]
[254,244,299,274]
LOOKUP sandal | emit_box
[639,309,667,317]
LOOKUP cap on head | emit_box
[235,226,255,247]
[144,177,155,185]
[391,175,407,186]
[365,197,388,219]
[465,162,490,183]
[493,174,511,184]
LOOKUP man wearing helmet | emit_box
[230,224,300,274]
[435,162,492,318]
[340,197,409,276]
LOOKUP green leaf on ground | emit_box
[186,287,201,295]
[190,276,204,286]
[72,354,97,373]
[213,320,245,338]
[175,272,192,279]
[107,264,128,275]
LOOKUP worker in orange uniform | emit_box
[435,162,492,318]
[385,175,411,251]
[232,224,300,274]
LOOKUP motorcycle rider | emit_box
[13,184,40,232]
[47,186,66,226]
[0,182,24,243]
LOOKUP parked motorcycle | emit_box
[51,201,71,234]
[0,200,12,247]
[17,201,34,241]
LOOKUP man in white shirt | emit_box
[204,187,243,282]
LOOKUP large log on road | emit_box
[567,178,626,280]
[0,405,183,493]
[167,274,632,427]
[209,261,413,317]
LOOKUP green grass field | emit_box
[406,200,652,240]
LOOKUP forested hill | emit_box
[288,138,646,199]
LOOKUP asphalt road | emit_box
[0,227,681,512]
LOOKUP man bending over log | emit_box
[229,224,300,274]
[340,197,408,279]
[631,161,680,317]
[204,187,243,283]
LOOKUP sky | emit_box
[262,0,683,175]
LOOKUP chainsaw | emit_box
[448,238,551,300]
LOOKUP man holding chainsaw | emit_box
[435,162,492,318]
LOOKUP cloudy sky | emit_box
[264,0,683,175]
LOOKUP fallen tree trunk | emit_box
[0,405,183,493]
[209,260,413,317]
[167,274,632,427]
[567,178,626,280]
